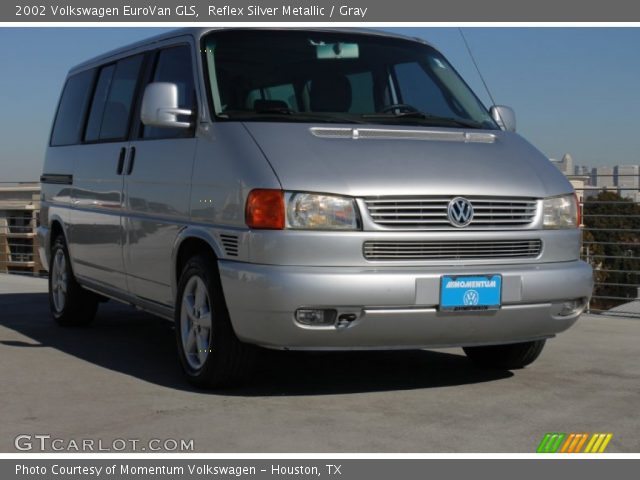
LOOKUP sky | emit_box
[0,27,639,181]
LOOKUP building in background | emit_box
[553,153,574,176]
[573,165,591,177]
[0,183,44,275]
[614,165,640,202]
[557,155,640,202]
[592,165,615,189]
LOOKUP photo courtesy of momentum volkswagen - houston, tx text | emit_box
[37,27,593,388]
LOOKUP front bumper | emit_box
[219,260,593,349]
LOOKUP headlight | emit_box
[286,192,359,230]
[543,194,579,229]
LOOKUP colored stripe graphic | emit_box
[537,433,566,453]
[572,433,589,453]
[584,433,613,453]
[538,433,613,453]
[559,433,589,453]
[560,433,576,453]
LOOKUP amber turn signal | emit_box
[245,189,285,229]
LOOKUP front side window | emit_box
[142,45,196,139]
[202,30,497,129]
[84,64,115,142]
[85,55,144,142]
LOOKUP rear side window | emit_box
[50,70,95,146]
[85,55,144,142]
[142,45,195,139]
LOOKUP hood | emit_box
[243,123,572,198]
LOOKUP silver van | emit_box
[39,28,593,387]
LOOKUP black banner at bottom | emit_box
[3,459,637,480]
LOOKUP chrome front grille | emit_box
[363,239,542,261]
[363,196,538,230]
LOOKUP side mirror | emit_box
[490,105,516,132]
[140,82,193,129]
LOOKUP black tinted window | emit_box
[50,70,95,146]
[85,55,143,142]
[394,61,461,119]
[142,45,195,139]
[203,30,496,129]
[84,64,115,142]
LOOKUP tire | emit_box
[49,234,99,327]
[463,340,546,369]
[175,253,254,388]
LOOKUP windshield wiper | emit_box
[254,106,297,115]
[220,109,367,124]
[362,112,487,129]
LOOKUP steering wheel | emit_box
[379,103,421,114]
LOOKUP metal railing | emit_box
[0,175,44,276]
[573,172,640,319]
[0,216,42,270]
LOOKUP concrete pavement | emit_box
[0,274,638,452]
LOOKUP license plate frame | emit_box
[439,274,502,311]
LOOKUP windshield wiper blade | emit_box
[220,109,367,124]
[255,108,369,124]
[254,106,296,115]
[362,112,486,129]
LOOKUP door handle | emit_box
[116,147,126,175]
[126,147,136,175]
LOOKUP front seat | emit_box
[309,73,352,112]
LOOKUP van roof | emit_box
[69,27,433,74]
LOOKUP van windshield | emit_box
[202,30,498,129]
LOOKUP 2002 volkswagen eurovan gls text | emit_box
[39,28,593,387]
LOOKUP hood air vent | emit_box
[310,127,496,144]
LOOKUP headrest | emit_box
[309,73,352,112]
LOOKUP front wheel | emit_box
[175,254,254,388]
[463,340,546,369]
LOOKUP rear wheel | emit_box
[175,253,254,388]
[463,340,546,369]
[49,234,99,326]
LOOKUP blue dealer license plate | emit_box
[439,275,502,311]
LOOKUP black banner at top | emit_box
[4,0,640,22]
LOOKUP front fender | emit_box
[170,226,226,301]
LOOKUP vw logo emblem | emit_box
[463,290,479,306]
[447,197,474,227]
